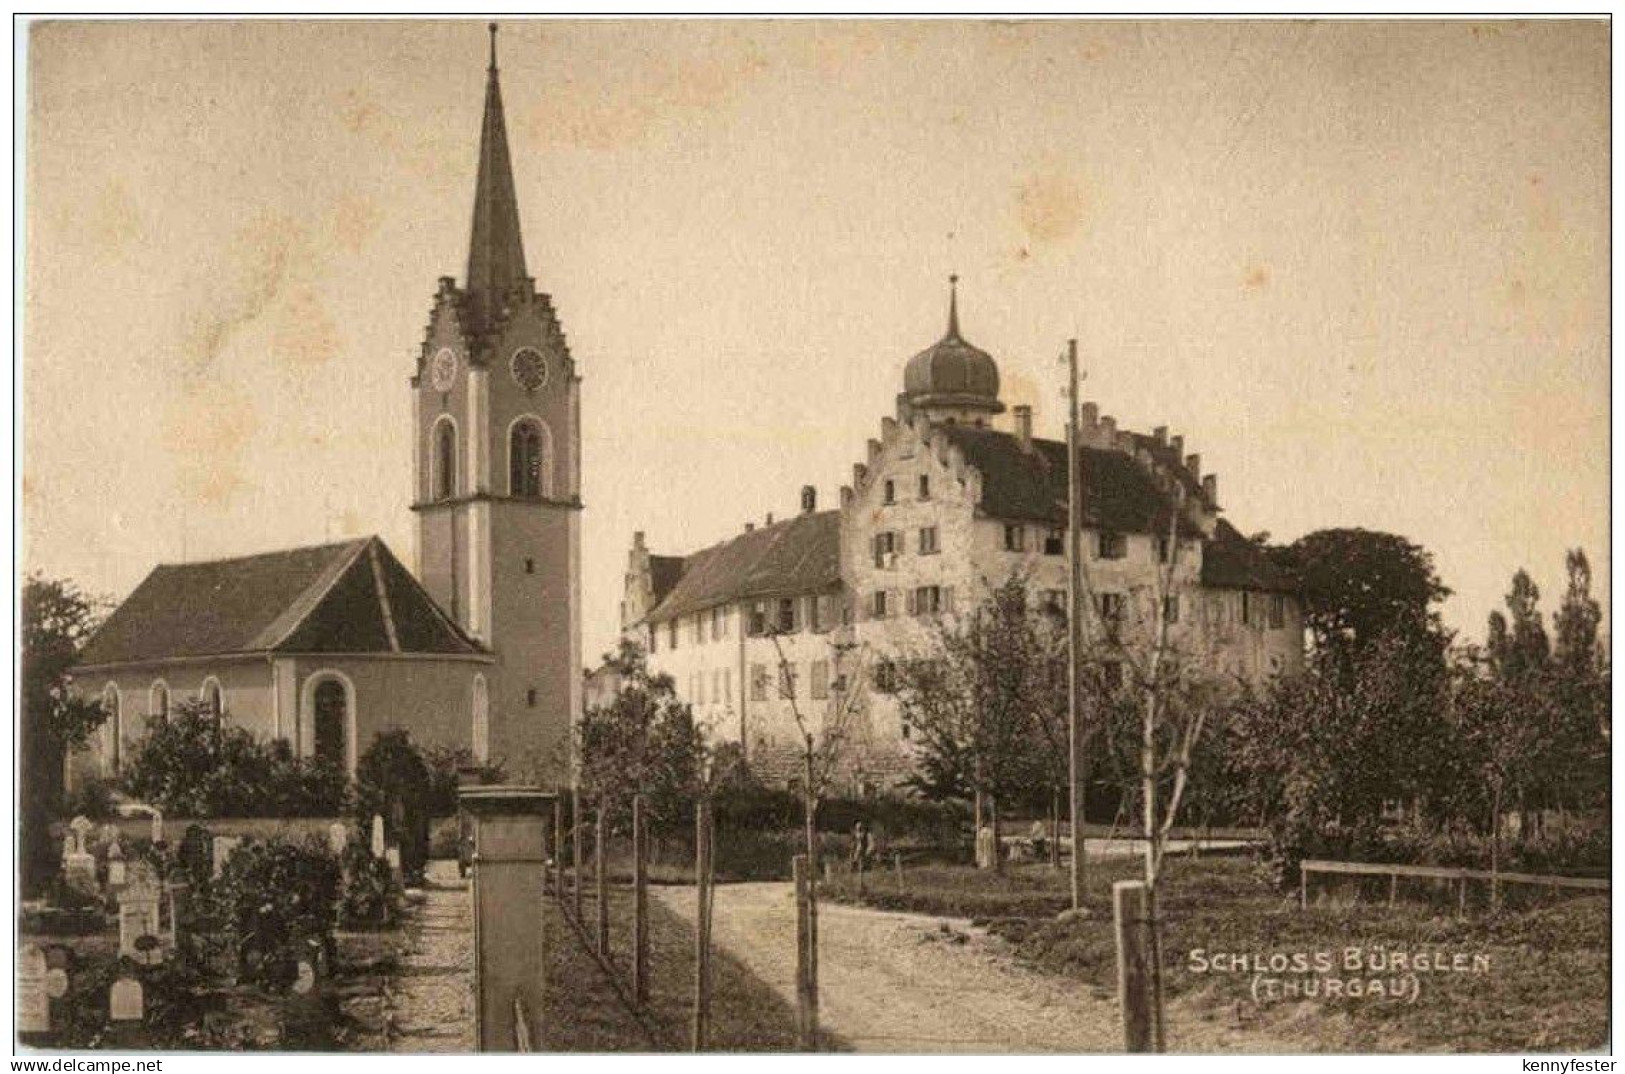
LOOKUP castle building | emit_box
[621,279,1301,791]
[71,27,581,787]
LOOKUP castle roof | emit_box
[76,537,488,670]
[645,510,842,623]
[1198,518,1296,593]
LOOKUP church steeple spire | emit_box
[946,273,961,340]
[465,22,528,334]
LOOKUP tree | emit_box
[577,638,706,833]
[20,574,108,894]
[1278,528,1450,660]
[892,575,1052,870]
[1487,569,1549,682]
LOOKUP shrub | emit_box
[337,837,401,929]
[121,701,349,818]
[62,776,117,821]
[212,835,341,990]
[422,744,506,817]
[355,729,434,881]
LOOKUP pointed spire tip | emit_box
[488,22,498,72]
[947,273,961,339]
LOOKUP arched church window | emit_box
[202,678,223,719]
[102,683,122,773]
[434,419,457,501]
[313,679,348,769]
[471,674,490,763]
[509,420,545,498]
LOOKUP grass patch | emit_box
[542,883,823,1051]
[827,856,1608,1052]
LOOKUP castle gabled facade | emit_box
[71,27,580,788]
[621,280,1302,792]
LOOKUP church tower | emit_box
[411,25,581,784]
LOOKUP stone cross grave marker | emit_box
[211,835,243,879]
[110,977,143,1022]
[18,944,48,1034]
[64,816,98,895]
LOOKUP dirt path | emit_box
[656,881,1121,1052]
[383,862,475,1052]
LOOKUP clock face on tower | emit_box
[430,347,459,392]
[510,347,548,392]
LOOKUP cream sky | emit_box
[23,18,1609,662]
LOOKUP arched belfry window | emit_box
[433,418,458,501]
[509,418,546,499]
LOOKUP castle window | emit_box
[1098,592,1126,625]
[810,660,830,700]
[918,526,939,555]
[509,419,545,498]
[911,585,943,616]
[668,620,679,649]
[1044,529,1065,556]
[806,595,822,633]
[527,688,538,708]
[873,530,899,568]
[873,659,897,694]
[524,558,535,574]
[433,418,457,500]
[751,664,769,702]
[749,602,767,636]
[883,479,896,505]
[918,474,931,500]
[1003,524,1025,552]
[777,598,797,634]
[1043,590,1066,615]
[1241,591,1254,627]
[1097,530,1127,560]
[779,663,799,700]
[1269,593,1286,630]
[648,624,658,653]
[1163,595,1180,624]
[1156,534,1173,563]
[871,591,889,619]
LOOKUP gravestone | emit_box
[211,836,243,879]
[18,944,48,1035]
[371,815,386,858]
[118,872,163,965]
[975,824,996,870]
[385,846,403,884]
[107,840,127,888]
[328,822,348,857]
[110,977,143,1022]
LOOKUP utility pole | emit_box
[1066,336,1089,910]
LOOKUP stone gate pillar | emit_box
[459,785,555,1051]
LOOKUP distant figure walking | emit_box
[850,821,874,873]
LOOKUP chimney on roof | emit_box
[1169,434,1183,457]
[1153,425,1168,446]
[633,530,645,549]
[765,512,774,526]
[801,485,817,514]
[745,521,755,533]
[1202,474,1218,503]
[1185,453,1201,478]
[1013,405,1033,450]
[1101,415,1117,442]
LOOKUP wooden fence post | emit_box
[552,798,564,899]
[596,810,609,957]
[793,854,815,1050]
[894,851,903,893]
[632,795,649,1007]
[572,803,584,921]
[1113,880,1154,1053]
[692,800,714,1052]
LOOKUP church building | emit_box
[71,27,581,788]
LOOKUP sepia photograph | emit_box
[14,15,1611,1055]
